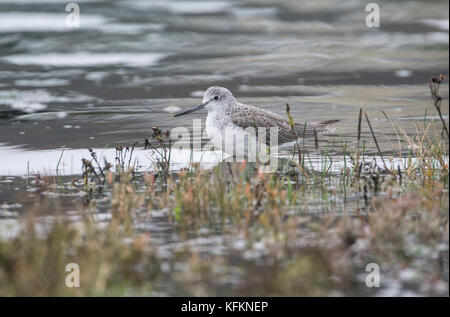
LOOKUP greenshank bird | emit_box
[174,86,338,155]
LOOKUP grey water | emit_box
[0,0,448,158]
[0,0,448,296]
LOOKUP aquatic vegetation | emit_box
[0,199,160,296]
[0,77,448,296]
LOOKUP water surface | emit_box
[0,0,448,158]
[0,0,448,297]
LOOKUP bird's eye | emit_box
[214,96,219,100]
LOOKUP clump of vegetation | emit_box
[0,76,448,296]
[0,197,160,296]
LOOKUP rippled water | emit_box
[0,0,448,161]
[0,0,448,296]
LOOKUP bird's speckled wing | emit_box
[229,104,299,145]
[229,104,339,146]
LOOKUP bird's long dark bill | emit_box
[174,102,207,117]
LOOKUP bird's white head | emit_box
[202,86,236,112]
[174,86,236,117]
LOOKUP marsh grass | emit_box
[0,76,448,296]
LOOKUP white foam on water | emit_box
[395,70,413,78]
[10,102,47,113]
[0,12,106,33]
[0,11,164,35]
[0,0,100,2]
[85,71,109,81]
[14,79,71,87]
[127,0,232,14]
[190,90,205,97]
[421,19,450,31]
[0,89,92,113]
[162,105,182,113]
[2,52,167,67]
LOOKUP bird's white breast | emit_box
[205,111,261,160]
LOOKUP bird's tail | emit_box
[294,120,339,136]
